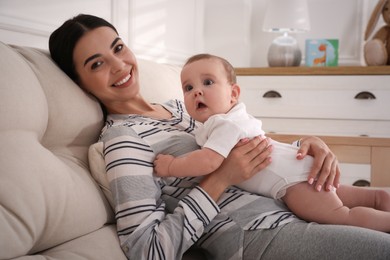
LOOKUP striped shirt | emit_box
[100,99,297,260]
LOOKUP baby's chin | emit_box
[196,116,209,124]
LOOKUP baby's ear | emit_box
[231,84,241,102]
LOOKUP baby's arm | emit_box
[154,148,224,177]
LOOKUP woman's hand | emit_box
[200,136,272,201]
[222,136,273,186]
[296,136,341,192]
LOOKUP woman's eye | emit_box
[184,85,193,92]
[204,79,214,86]
[91,61,103,70]
[114,44,124,53]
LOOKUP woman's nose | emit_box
[111,57,125,74]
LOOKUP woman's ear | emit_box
[231,84,241,103]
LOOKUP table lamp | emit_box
[263,0,310,67]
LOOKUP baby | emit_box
[154,53,390,232]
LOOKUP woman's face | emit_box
[73,26,140,110]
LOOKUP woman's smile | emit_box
[112,70,132,88]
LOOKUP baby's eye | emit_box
[203,79,214,86]
[114,44,124,53]
[184,85,193,92]
[91,61,103,70]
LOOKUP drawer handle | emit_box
[263,90,282,98]
[354,91,376,100]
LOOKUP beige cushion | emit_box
[0,42,114,258]
[88,59,183,210]
[138,58,183,103]
[12,226,127,260]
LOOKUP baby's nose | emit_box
[194,89,203,96]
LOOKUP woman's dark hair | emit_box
[49,14,117,119]
[49,14,118,84]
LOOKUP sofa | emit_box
[2,41,389,260]
[0,41,206,259]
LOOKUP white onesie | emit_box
[194,102,313,199]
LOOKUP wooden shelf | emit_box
[235,66,390,76]
[267,134,390,147]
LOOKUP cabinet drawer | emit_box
[261,118,390,137]
[371,147,390,186]
[238,75,390,121]
[338,163,371,186]
[328,145,371,163]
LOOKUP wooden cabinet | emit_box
[236,66,390,187]
[266,134,390,187]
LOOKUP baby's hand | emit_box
[154,154,175,177]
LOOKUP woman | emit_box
[49,14,390,260]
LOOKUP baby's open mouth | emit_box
[197,102,207,109]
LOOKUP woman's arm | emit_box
[104,131,270,259]
[104,133,219,260]
[296,136,341,192]
[200,136,272,201]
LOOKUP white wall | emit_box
[0,0,117,49]
[0,0,384,66]
[203,0,383,67]
[0,0,203,64]
[203,0,252,67]
[127,0,203,64]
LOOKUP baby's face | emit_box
[181,59,239,123]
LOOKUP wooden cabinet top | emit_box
[235,66,390,76]
[268,134,390,147]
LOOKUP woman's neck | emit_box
[106,97,172,120]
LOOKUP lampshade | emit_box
[263,0,310,33]
[263,0,310,67]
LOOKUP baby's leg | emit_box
[283,182,390,232]
[336,185,390,211]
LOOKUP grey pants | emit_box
[244,221,390,260]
